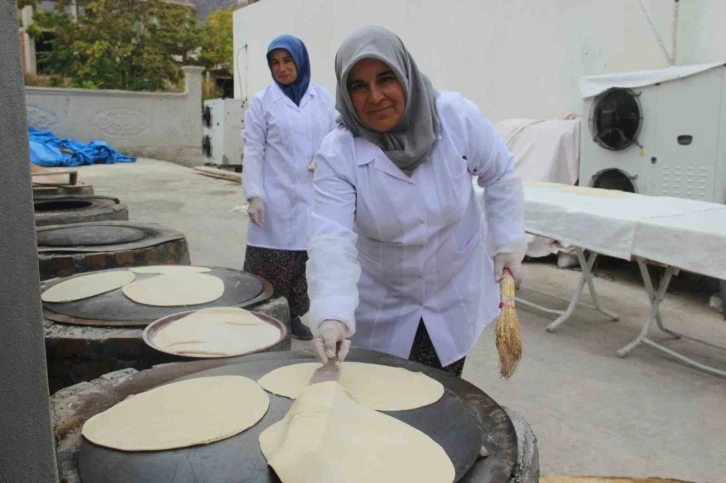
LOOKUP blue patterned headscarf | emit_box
[266,34,311,106]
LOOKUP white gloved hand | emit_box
[248,197,265,227]
[493,252,523,288]
[312,319,351,364]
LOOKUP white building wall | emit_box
[233,0,726,123]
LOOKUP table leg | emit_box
[545,248,619,332]
[616,259,726,376]
[616,260,674,358]
[515,247,619,332]
[577,248,620,323]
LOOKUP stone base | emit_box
[33,183,95,197]
[34,196,129,227]
[38,238,191,281]
[503,408,540,483]
[45,296,291,394]
[53,368,138,483]
[36,203,129,226]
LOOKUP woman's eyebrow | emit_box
[377,70,395,78]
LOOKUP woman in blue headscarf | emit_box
[242,34,338,340]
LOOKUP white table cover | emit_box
[475,181,726,277]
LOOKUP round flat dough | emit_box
[122,273,224,306]
[41,270,136,303]
[129,265,212,274]
[152,307,281,357]
[82,376,269,451]
[259,381,455,483]
[524,181,570,188]
[258,362,444,411]
[560,186,627,198]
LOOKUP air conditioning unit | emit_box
[578,62,726,203]
[201,98,247,169]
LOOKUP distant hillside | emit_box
[192,0,257,19]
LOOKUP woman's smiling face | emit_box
[347,58,405,133]
[269,49,298,85]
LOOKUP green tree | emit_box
[29,0,203,91]
[198,7,233,72]
[17,0,36,9]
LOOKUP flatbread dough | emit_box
[524,181,570,188]
[41,270,136,303]
[129,265,212,274]
[82,376,269,451]
[122,273,224,306]
[258,362,444,411]
[259,381,455,483]
[560,186,627,198]
[152,307,281,357]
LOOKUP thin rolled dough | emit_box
[258,362,444,411]
[259,381,455,483]
[560,186,627,198]
[129,265,212,274]
[152,307,281,357]
[122,273,224,306]
[524,181,570,188]
[41,270,136,303]
[82,375,269,451]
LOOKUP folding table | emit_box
[475,181,726,376]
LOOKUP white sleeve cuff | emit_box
[306,235,361,336]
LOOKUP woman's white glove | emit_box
[248,197,265,227]
[312,319,351,364]
[493,253,523,288]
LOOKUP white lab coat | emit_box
[307,91,524,366]
[243,83,337,250]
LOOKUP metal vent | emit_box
[660,166,709,200]
[589,87,643,151]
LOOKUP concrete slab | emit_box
[79,159,248,269]
[76,159,726,482]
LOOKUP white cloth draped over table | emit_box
[494,117,581,258]
[522,185,726,279]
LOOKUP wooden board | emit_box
[193,166,241,183]
[31,165,78,185]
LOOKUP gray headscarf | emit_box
[335,26,440,176]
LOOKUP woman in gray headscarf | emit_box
[306,26,526,377]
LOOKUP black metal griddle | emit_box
[41,267,273,327]
[38,224,147,247]
[36,222,186,253]
[77,350,517,483]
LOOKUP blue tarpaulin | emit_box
[29,127,137,167]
